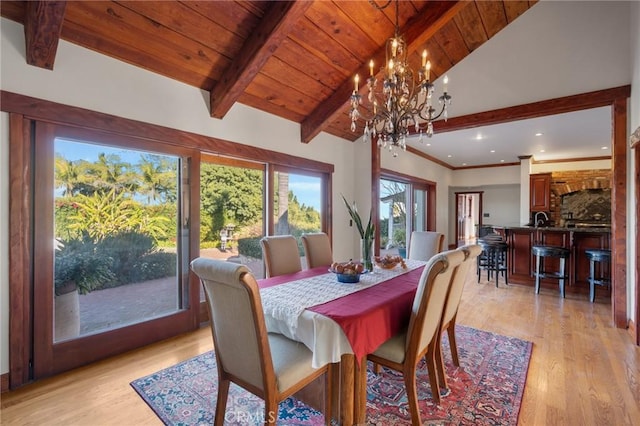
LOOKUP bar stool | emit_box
[585,249,611,303]
[532,245,570,298]
[477,237,509,287]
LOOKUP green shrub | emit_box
[131,252,176,282]
[237,237,262,259]
[94,231,176,287]
[55,235,115,295]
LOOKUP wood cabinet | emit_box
[529,173,551,212]
[504,227,610,296]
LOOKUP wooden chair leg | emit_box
[434,328,448,389]
[403,366,423,426]
[265,397,278,425]
[214,378,230,426]
[447,321,460,367]
[324,366,333,426]
[425,345,441,405]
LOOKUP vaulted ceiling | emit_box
[0,0,538,146]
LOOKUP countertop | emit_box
[493,225,611,233]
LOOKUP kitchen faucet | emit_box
[535,211,549,227]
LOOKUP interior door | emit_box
[32,122,199,378]
[455,192,483,245]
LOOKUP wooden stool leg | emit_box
[535,254,541,294]
[589,258,596,303]
[559,257,566,298]
[493,250,500,288]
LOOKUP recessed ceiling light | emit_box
[601,146,608,150]
[540,149,545,153]
[535,132,543,136]
[500,159,505,163]
[462,163,467,166]
[475,134,483,140]
[447,154,452,158]
[490,150,495,153]
[426,143,431,147]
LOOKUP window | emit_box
[379,172,436,257]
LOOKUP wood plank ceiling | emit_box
[1,0,538,144]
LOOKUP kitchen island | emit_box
[492,225,611,297]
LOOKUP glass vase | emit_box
[361,237,374,272]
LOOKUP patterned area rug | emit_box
[131,325,532,425]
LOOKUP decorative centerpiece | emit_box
[342,195,375,272]
[375,254,407,270]
[330,261,365,283]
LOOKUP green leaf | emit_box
[342,195,374,239]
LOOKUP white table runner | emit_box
[261,259,425,332]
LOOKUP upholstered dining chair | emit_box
[367,249,465,422]
[301,232,333,269]
[407,231,445,261]
[190,258,332,426]
[434,244,482,390]
[260,235,303,278]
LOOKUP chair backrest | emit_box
[408,231,445,261]
[406,249,466,357]
[260,235,302,278]
[190,258,273,393]
[301,232,333,269]
[442,244,482,326]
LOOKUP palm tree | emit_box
[54,156,81,196]
[138,155,176,204]
[89,153,137,195]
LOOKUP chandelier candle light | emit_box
[349,0,452,157]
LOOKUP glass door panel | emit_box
[413,188,427,232]
[379,179,408,257]
[52,139,182,341]
[199,159,265,287]
[33,122,197,379]
[273,171,323,267]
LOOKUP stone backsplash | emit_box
[548,169,612,226]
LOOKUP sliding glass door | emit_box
[379,175,436,257]
[32,123,197,378]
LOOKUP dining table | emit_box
[258,259,427,425]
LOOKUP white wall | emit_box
[531,159,612,174]
[0,17,361,375]
[452,166,520,187]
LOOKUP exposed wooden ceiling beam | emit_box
[300,1,466,144]
[209,0,312,119]
[432,85,632,134]
[24,1,66,70]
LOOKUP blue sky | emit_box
[56,138,323,212]
[287,174,321,211]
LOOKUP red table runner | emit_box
[258,266,424,363]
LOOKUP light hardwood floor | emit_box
[1,270,639,425]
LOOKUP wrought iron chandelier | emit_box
[349,0,452,157]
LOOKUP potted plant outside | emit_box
[54,240,114,340]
